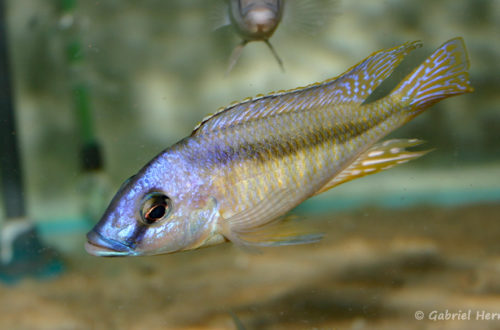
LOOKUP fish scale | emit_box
[192,100,396,215]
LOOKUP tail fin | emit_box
[393,37,473,118]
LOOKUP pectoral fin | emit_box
[314,139,431,195]
[226,39,284,75]
[209,1,231,32]
[228,216,323,251]
[219,188,322,250]
[226,41,248,75]
[264,40,284,72]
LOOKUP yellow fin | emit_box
[314,139,431,196]
[393,37,473,119]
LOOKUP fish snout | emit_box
[245,8,278,34]
[85,229,133,257]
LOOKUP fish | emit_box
[85,38,473,257]
[220,0,339,73]
[227,0,284,73]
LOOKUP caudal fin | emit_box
[393,37,473,118]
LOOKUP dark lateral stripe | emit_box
[200,118,381,166]
[125,223,148,248]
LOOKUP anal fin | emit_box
[314,139,431,196]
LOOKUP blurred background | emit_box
[0,0,499,329]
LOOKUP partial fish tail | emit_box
[310,39,473,196]
[392,37,473,120]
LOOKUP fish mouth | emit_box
[85,230,134,257]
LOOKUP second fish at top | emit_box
[224,0,339,73]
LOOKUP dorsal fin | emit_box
[192,40,422,136]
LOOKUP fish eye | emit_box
[140,192,171,225]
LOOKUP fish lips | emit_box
[85,230,135,257]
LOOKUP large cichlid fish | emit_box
[86,38,473,257]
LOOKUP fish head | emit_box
[85,153,219,257]
[230,0,284,39]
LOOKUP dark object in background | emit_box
[59,0,112,223]
[0,0,63,284]
[0,227,63,284]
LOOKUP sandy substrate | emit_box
[1,203,500,330]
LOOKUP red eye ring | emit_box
[145,204,166,223]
